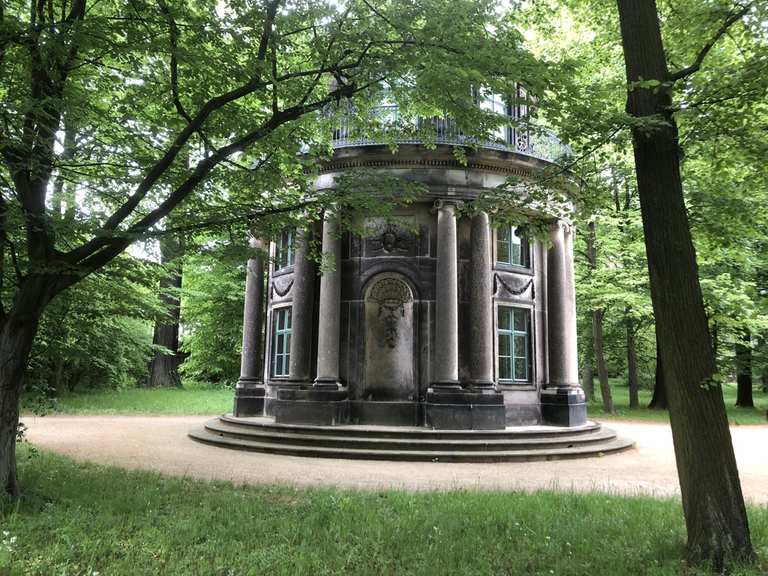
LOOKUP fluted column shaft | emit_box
[432,201,460,386]
[546,222,579,387]
[314,213,342,388]
[238,238,265,384]
[288,228,315,383]
[468,211,494,387]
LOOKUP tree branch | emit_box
[669,2,754,81]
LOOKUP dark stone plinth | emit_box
[540,387,587,427]
[504,403,541,426]
[273,388,349,426]
[233,381,266,417]
[350,401,420,426]
[425,389,506,430]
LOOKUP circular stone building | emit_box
[192,96,633,460]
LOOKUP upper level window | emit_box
[497,225,530,268]
[271,307,292,377]
[498,307,531,383]
[275,228,295,269]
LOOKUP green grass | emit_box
[2,447,766,576]
[589,380,768,426]
[23,387,233,416]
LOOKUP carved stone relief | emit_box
[364,218,418,257]
[364,274,415,401]
[494,273,534,299]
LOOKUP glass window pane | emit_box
[514,359,527,381]
[514,334,527,357]
[510,243,521,265]
[498,308,511,331]
[499,356,511,380]
[514,309,528,332]
[499,333,511,358]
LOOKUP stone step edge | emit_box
[219,415,602,438]
[189,428,635,462]
[204,419,617,449]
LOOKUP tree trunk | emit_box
[0,279,50,497]
[592,309,614,413]
[581,361,594,402]
[617,0,754,567]
[735,331,753,408]
[147,235,184,388]
[626,313,639,409]
[648,341,668,409]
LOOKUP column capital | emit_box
[432,199,464,212]
[550,218,574,235]
[248,236,266,251]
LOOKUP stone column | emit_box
[541,221,586,426]
[314,213,342,389]
[234,237,267,416]
[288,228,315,384]
[468,211,495,387]
[431,200,460,388]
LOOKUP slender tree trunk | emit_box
[147,236,184,388]
[735,331,753,408]
[626,313,639,409]
[592,309,614,413]
[581,360,594,402]
[617,0,754,567]
[648,341,668,409]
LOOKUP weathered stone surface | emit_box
[288,228,316,384]
[243,145,586,429]
[315,214,343,389]
[363,274,416,401]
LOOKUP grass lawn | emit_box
[588,381,768,426]
[23,387,233,416]
[1,447,766,576]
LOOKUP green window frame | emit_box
[275,228,295,269]
[496,224,530,268]
[497,307,531,383]
[271,307,292,377]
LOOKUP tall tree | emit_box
[734,331,754,408]
[147,234,184,387]
[0,0,541,496]
[616,0,755,567]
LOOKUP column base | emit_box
[313,377,344,391]
[233,380,266,417]
[540,386,587,427]
[464,379,496,391]
[273,387,349,426]
[425,388,505,430]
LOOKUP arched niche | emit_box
[363,273,416,401]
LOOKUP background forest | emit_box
[16,0,767,415]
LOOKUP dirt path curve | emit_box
[24,416,768,503]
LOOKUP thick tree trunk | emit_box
[648,341,668,409]
[626,314,639,409]
[617,0,754,567]
[0,279,50,497]
[592,309,614,413]
[147,236,184,388]
[735,332,753,408]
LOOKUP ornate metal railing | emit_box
[331,104,572,164]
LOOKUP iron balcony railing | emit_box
[330,104,571,164]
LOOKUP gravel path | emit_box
[24,415,768,504]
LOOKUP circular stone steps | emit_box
[189,416,634,462]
